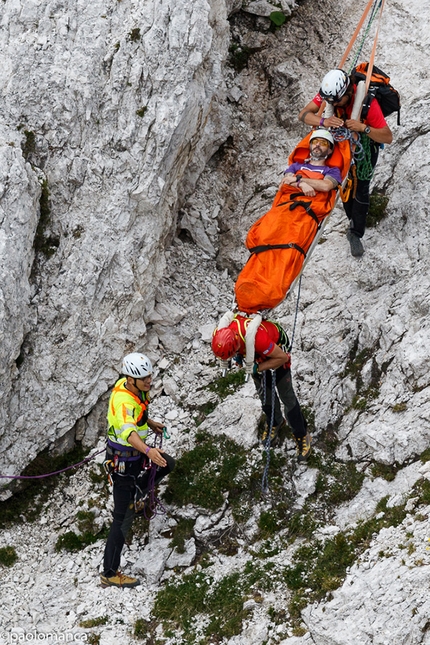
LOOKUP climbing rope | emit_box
[261,369,277,495]
[348,0,383,73]
[356,133,375,180]
[0,448,105,480]
[287,273,302,353]
[339,0,384,72]
[139,427,169,519]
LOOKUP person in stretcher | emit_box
[280,129,342,197]
[234,126,350,314]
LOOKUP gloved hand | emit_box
[252,362,260,375]
[233,353,244,367]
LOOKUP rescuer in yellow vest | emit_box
[100,352,175,588]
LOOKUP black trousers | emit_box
[103,453,175,577]
[343,140,380,238]
[252,366,307,439]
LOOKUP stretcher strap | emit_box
[288,200,320,225]
[249,243,306,256]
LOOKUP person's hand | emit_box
[300,181,316,197]
[344,118,364,132]
[280,173,296,187]
[147,447,167,468]
[148,420,164,434]
[233,353,244,367]
[322,115,344,128]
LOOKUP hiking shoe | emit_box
[346,230,364,257]
[261,419,286,447]
[295,433,311,463]
[100,572,140,588]
[261,425,277,446]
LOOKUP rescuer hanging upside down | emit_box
[211,315,311,463]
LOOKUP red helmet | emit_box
[211,327,240,360]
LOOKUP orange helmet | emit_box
[211,327,240,360]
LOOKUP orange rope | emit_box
[365,0,386,90]
[338,0,377,69]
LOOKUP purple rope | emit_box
[0,448,105,480]
[144,432,167,519]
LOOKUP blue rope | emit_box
[332,126,364,164]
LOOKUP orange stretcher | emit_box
[234,132,352,314]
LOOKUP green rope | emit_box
[347,0,382,73]
[356,134,375,181]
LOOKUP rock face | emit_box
[1,0,430,643]
[0,0,230,475]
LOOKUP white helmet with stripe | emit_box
[319,69,349,103]
[122,353,153,378]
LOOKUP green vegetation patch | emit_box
[412,478,430,506]
[169,518,195,554]
[79,617,108,628]
[207,369,246,399]
[22,129,36,160]
[284,497,407,624]
[163,432,248,512]
[310,453,365,506]
[269,11,286,27]
[367,191,389,228]
[420,447,430,463]
[392,402,407,413]
[128,28,141,42]
[371,461,399,481]
[342,341,381,412]
[0,444,90,529]
[0,546,18,567]
[228,43,253,72]
[33,179,60,258]
[55,510,107,552]
[152,564,273,644]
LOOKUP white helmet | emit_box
[122,353,153,378]
[310,129,334,148]
[319,69,349,103]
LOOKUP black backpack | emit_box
[352,62,401,125]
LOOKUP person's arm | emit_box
[280,172,298,187]
[298,176,338,193]
[299,99,344,129]
[256,344,291,372]
[344,119,393,144]
[128,431,167,468]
